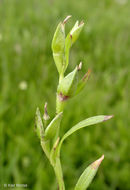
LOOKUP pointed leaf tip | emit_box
[63,15,72,24]
[75,155,104,190]
[43,102,50,121]
[82,69,91,81]
[91,155,104,169]
[79,20,84,26]
[58,115,112,156]
[53,137,60,150]
[77,62,82,71]
[103,115,114,121]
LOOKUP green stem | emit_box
[53,157,65,190]
[56,74,65,114]
[53,73,65,189]
[56,94,66,114]
[59,74,64,83]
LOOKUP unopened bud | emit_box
[69,20,84,44]
[65,20,84,70]
[57,66,78,97]
[44,112,62,140]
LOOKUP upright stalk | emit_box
[54,74,65,189]
[53,157,65,190]
[35,16,113,190]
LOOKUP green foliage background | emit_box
[0,0,129,189]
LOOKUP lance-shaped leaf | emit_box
[35,107,44,139]
[65,21,84,70]
[57,66,78,97]
[75,155,104,190]
[75,69,91,95]
[57,115,113,155]
[44,112,63,140]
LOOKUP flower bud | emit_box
[52,16,71,75]
[69,21,84,45]
[44,112,63,141]
[65,21,84,70]
[57,66,78,97]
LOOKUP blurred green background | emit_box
[0,0,130,189]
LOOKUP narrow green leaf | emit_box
[44,112,63,140]
[35,107,44,139]
[58,115,113,154]
[57,67,78,97]
[75,155,104,190]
